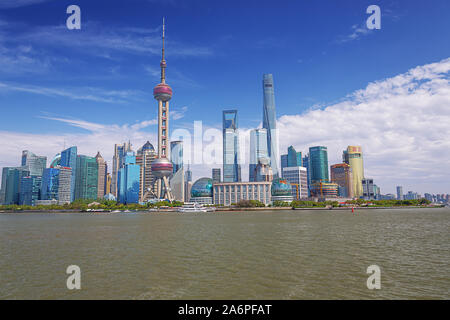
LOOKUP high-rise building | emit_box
[396,186,403,200]
[282,166,308,200]
[152,18,175,201]
[343,146,364,198]
[19,175,42,206]
[184,164,193,202]
[255,158,273,182]
[330,163,354,198]
[105,173,112,195]
[287,146,302,167]
[170,141,183,174]
[249,128,268,181]
[302,154,310,196]
[95,152,107,199]
[170,141,184,202]
[136,141,157,202]
[280,154,288,176]
[118,152,140,204]
[309,146,329,184]
[60,146,77,202]
[112,141,131,198]
[21,150,46,176]
[41,166,72,204]
[362,178,375,200]
[262,74,279,178]
[223,110,241,182]
[75,155,98,200]
[212,168,221,184]
[1,167,29,205]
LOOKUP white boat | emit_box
[177,203,216,213]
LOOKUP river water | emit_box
[0,208,449,299]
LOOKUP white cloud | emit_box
[336,24,372,44]
[276,58,450,194]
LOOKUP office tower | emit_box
[362,178,375,200]
[112,141,132,198]
[170,141,184,201]
[118,152,140,204]
[309,146,329,184]
[212,168,221,184]
[184,163,193,202]
[374,185,381,200]
[136,141,157,202]
[249,128,268,182]
[396,186,403,200]
[105,173,112,195]
[262,74,279,177]
[75,155,98,200]
[280,154,288,177]
[343,146,364,198]
[170,141,183,174]
[95,152,107,199]
[21,150,47,176]
[287,146,302,167]
[50,153,61,168]
[19,175,42,206]
[152,18,174,201]
[223,110,241,182]
[302,155,310,196]
[60,146,77,202]
[185,163,192,183]
[41,166,72,204]
[282,166,308,200]
[1,167,29,205]
[330,163,354,198]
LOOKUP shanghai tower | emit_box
[262,74,279,178]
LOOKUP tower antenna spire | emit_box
[160,17,166,83]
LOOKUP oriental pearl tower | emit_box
[151,17,174,201]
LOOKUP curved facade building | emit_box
[343,146,364,198]
[310,182,339,198]
[271,178,293,203]
[191,177,213,204]
[263,74,279,178]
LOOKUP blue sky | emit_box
[0,0,449,193]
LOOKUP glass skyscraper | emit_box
[223,110,241,182]
[287,146,302,167]
[170,140,183,174]
[262,74,279,178]
[19,175,42,206]
[1,167,29,205]
[249,128,268,182]
[21,150,46,176]
[75,155,98,200]
[60,146,77,202]
[309,146,329,184]
[118,152,140,204]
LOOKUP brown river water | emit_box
[0,208,449,299]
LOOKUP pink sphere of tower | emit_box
[151,158,173,179]
[153,83,172,102]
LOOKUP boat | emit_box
[177,203,216,213]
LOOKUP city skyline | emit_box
[0,1,449,194]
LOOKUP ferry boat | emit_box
[177,202,216,213]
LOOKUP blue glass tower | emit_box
[170,140,183,174]
[287,146,302,167]
[262,74,279,178]
[249,128,268,182]
[118,152,140,204]
[41,168,60,200]
[19,176,42,206]
[223,110,241,182]
[60,146,77,202]
[309,146,329,184]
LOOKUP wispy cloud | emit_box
[335,24,372,44]
[0,0,51,9]
[0,81,144,104]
